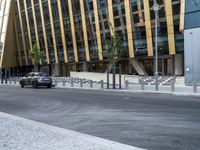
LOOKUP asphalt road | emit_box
[0,86,200,150]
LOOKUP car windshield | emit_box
[36,72,48,77]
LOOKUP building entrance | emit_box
[139,56,173,76]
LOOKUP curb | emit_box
[0,84,200,97]
[54,86,200,97]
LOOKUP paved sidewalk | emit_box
[0,112,145,150]
[0,81,200,97]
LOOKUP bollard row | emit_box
[0,77,20,85]
[0,76,199,94]
[126,78,199,94]
[51,77,105,89]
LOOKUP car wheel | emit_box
[32,81,38,88]
[20,82,24,88]
[47,84,52,88]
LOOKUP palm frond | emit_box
[29,43,43,64]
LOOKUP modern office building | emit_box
[183,0,200,85]
[0,0,191,77]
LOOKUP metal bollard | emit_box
[55,79,57,86]
[5,69,7,84]
[90,80,93,88]
[141,80,145,90]
[71,80,74,87]
[62,81,66,87]
[125,80,129,89]
[100,80,104,89]
[14,77,16,84]
[80,79,83,88]
[171,80,175,92]
[9,77,12,84]
[193,81,197,93]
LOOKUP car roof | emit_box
[29,72,47,75]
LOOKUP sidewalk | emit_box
[0,112,145,150]
[57,86,200,97]
[0,80,200,97]
[49,81,200,97]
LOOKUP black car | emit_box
[20,72,52,88]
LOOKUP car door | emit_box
[26,73,33,85]
[22,73,29,85]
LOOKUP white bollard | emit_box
[90,80,93,88]
[141,80,145,90]
[14,77,17,84]
[100,80,104,89]
[80,79,83,88]
[71,80,74,87]
[171,80,175,92]
[125,80,129,89]
[62,81,66,87]
[193,81,197,93]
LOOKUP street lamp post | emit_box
[153,2,160,91]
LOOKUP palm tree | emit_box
[103,25,123,89]
[29,43,43,72]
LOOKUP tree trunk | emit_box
[112,63,116,89]
[34,65,38,72]
[107,63,109,89]
[38,64,40,72]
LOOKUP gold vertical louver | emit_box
[47,0,59,64]
[124,0,135,58]
[143,0,153,57]
[13,12,22,66]
[164,0,176,55]
[0,0,8,66]
[24,0,34,64]
[16,0,28,65]
[57,0,68,63]
[39,0,50,64]
[68,0,79,62]
[31,0,42,65]
[180,0,185,32]
[80,0,90,62]
[108,0,115,35]
[93,0,103,61]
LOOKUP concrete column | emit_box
[40,65,49,75]
[62,64,66,76]
[130,58,147,75]
[162,58,165,76]
[52,64,60,76]
[0,68,2,79]
[8,68,11,79]
[5,69,7,84]
[83,62,88,72]
[73,64,77,72]
[0,68,2,84]
[174,54,183,76]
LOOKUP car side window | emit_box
[31,73,35,77]
[27,73,31,77]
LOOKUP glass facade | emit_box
[131,0,147,55]
[0,0,185,75]
[61,0,75,63]
[84,0,98,60]
[185,0,200,29]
